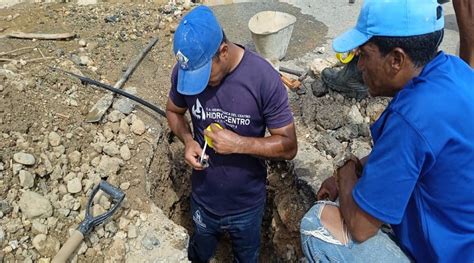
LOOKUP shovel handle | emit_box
[52,230,84,263]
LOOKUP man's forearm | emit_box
[235,134,297,160]
[166,111,193,144]
[338,161,380,242]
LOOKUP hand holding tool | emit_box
[198,123,223,168]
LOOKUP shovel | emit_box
[52,180,125,263]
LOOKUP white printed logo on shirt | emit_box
[192,99,206,120]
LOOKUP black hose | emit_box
[50,67,166,117]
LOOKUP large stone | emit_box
[32,234,60,257]
[314,99,349,130]
[19,191,53,219]
[103,142,120,157]
[107,110,126,123]
[0,200,12,215]
[32,220,48,235]
[292,141,333,195]
[19,170,35,189]
[67,178,82,194]
[126,205,188,262]
[366,100,388,122]
[131,117,146,135]
[310,58,333,76]
[350,139,372,159]
[68,151,82,166]
[314,133,343,157]
[119,119,130,134]
[105,239,126,262]
[13,152,36,165]
[96,155,122,177]
[48,132,61,147]
[346,105,364,125]
[112,87,137,115]
[120,145,131,161]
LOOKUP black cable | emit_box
[50,67,166,117]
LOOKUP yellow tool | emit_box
[336,51,355,64]
[199,123,223,168]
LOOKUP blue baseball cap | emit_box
[173,6,223,95]
[333,0,445,53]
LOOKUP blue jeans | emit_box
[300,201,412,263]
[188,197,264,263]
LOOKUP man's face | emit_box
[356,43,394,97]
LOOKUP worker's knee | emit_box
[301,201,350,245]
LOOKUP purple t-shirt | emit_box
[169,48,293,216]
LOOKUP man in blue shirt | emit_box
[166,6,297,262]
[301,0,474,262]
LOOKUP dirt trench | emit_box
[145,130,315,262]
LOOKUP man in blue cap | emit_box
[301,0,474,262]
[165,5,297,262]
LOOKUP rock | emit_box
[120,145,131,161]
[103,129,115,142]
[41,153,53,174]
[311,79,328,97]
[68,151,82,166]
[346,105,364,125]
[128,225,137,239]
[13,152,36,165]
[350,140,372,159]
[366,102,387,122]
[32,220,48,235]
[105,15,119,23]
[32,234,60,257]
[314,133,343,157]
[107,110,125,123]
[118,218,130,230]
[67,178,82,194]
[19,191,53,219]
[131,117,146,135]
[126,205,188,262]
[120,182,130,190]
[12,163,23,175]
[0,200,12,215]
[106,239,126,262]
[50,165,64,181]
[19,170,35,189]
[292,141,333,195]
[103,142,120,157]
[119,119,130,134]
[78,39,87,47]
[96,155,122,177]
[315,100,348,130]
[310,58,332,76]
[79,55,92,66]
[0,226,4,243]
[112,87,137,115]
[48,132,61,147]
[141,232,160,250]
[334,125,359,141]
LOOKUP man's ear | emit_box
[219,43,229,59]
[387,47,407,74]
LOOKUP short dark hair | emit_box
[368,29,444,68]
[213,31,228,58]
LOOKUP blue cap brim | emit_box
[333,28,372,53]
[177,59,212,95]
